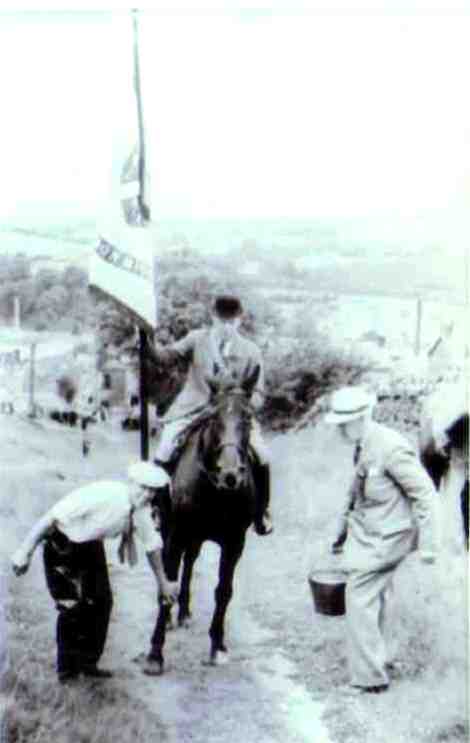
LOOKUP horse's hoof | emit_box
[178,615,192,629]
[143,657,164,676]
[206,649,229,666]
[132,652,147,664]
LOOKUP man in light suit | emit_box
[326,386,438,694]
[146,295,272,536]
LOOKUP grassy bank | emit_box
[253,426,469,743]
[1,418,167,743]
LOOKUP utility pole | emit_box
[28,342,37,418]
[414,297,422,356]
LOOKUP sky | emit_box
[0,2,469,224]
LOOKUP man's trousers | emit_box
[43,532,113,675]
[346,565,397,688]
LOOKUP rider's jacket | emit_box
[161,327,265,419]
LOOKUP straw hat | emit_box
[127,461,170,489]
[324,386,376,425]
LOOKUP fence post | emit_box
[414,298,422,356]
[28,342,37,417]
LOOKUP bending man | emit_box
[12,461,179,684]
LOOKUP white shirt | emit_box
[49,480,162,553]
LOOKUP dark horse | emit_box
[146,365,261,674]
[419,405,469,551]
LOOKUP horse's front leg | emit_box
[209,536,245,665]
[178,540,202,627]
[144,536,184,676]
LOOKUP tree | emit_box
[35,268,60,294]
[62,265,87,289]
[34,285,69,325]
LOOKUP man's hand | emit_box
[331,532,347,554]
[160,580,179,606]
[12,549,30,576]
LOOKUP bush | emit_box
[260,338,370,430]
[93,253,373,426]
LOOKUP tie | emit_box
[353,442,362,466]
[118,507,138,567]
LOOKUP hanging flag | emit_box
[89,218,156,331]
[89,142,156,330]
[89,13,156,331]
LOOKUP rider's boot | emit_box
[253,463,273,536]
[153,458,173,476]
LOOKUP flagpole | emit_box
[132,8,150,461]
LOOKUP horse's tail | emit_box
[420,440,451,492]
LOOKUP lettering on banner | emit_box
[95,238,152,281]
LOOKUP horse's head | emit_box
[200,363,260,491]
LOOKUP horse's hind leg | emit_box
[209,537,245,665]
[178,540,202,627]
[420,444,449,490]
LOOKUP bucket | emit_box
[308,570,347,616]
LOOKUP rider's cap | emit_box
[127,461,170,488]
[213,295,243,319]
[324,386,376,424]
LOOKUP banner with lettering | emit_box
[89,11,156,332]
[89,218,156,330]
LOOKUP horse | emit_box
[146,363,262,675]
[418,384,468,551]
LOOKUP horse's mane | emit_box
[171,426,203,509]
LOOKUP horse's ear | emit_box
[242,363,260,395]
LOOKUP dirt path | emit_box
[4,414,333,742]
[105,524,332,743]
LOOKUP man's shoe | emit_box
[58,670,80,684]
[143,655,164,676]
[352,684,389,694]
[338,683,389,696]
[81,665,113,679]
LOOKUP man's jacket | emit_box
[337,421,438,571]
[160,328,264,419]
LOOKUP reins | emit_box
[194,390,254,489]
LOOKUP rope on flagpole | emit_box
[132,8,150,224]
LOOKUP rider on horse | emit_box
[145,294,273,536]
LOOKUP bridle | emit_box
[197,388,255,489]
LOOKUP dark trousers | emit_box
[43,532,113,675]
